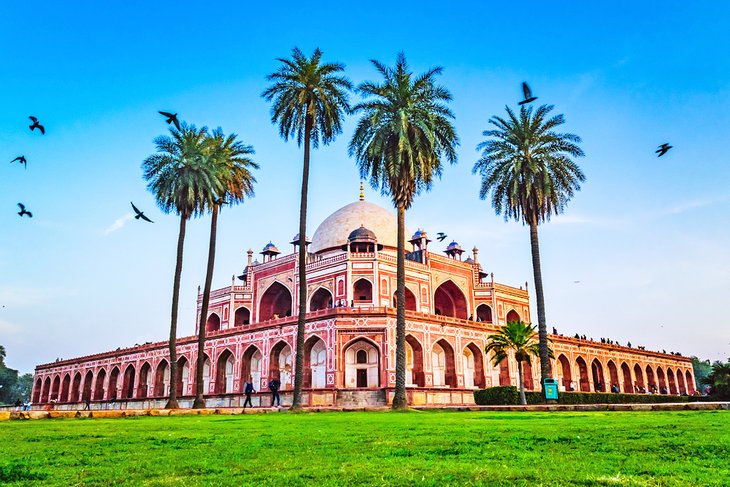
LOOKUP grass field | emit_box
[1,410,729,486]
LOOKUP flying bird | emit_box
[436,232,447,242]
[131,202,153,223]
[518,82,537,105]
[17,203,32,218]
[29,116,45,134]
[158,111,181,131]
[656,143,672,157]
[11,156,27,169]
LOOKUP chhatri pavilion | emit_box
[32,188,695,408]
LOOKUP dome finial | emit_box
[359,181,364,201]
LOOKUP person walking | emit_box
[83,398,91,411]
[243,377,255,409]
[268,378,281,407]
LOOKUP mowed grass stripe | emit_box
[1,410,728,486]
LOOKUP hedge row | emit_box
[473,386,713,405]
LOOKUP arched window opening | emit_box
[463,343,486,389]
[405,336,425,387]
[215,351,235,394]
[51,375,60,402]
[667,368,677,395]
[82,371,94,402]
[353,279,373,303]
[269,342,293,390]
[303,337,327,388]
[234,307,251,326]
[138,363,152,398]
[242,346,263,392]
[433,281,468,319]
[259,282,292,321]
[310,288,333,312]
[521,361,534,391]
[557,354,573,391]
[621,362,633,393]
[202,356,212,394]
[155,360,169,397]
[657,367,667,393]
[633,364,645,392]
[71,373,82,403]
[506,309,521,323]
[60,374,71,402]
[107,368,119,401]
[392,287,417,311]
[176,357,190,397]
[121,366,135,399]
[499,359,511,386]
[94,369,106,401]
[607,361,619,392]
[576,357,590,392]
[205,313,221,333]
[685,370,695,395]
[646,365,656,393]
[591,359,605,392]
[476,304,493,323]
[41,377,51,403]
[33,378,42,403]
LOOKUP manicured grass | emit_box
[1,410,729,486]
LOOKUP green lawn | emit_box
[1,410,729,486]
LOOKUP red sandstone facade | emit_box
[32,197,695,408]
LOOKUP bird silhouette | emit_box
[17,203,32,218]
[436,232,447,242]
[131,202,153,223]
[11,156,27,169]
[29,116,45,134]
[158,111,181,131]
[656,143,672,157]
[518,82,537,105]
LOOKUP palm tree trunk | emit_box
[292,114,313,410]
[165,214,187,409]
[193,205,219,409]
[529,219,550,392]
[518,360,527,405]
[392,204,407,409]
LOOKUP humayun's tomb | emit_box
[32,191,695,408]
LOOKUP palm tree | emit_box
[263,47,351,409]
[349,53,458,409]
[485,320,546,405]
[702,360,730,399]
[192,129,258,409]
[473,104,584,391]
[142,123,214,409]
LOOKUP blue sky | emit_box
[2,1,729,373]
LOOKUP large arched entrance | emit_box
[591,359,605,392]
[259,282,292,321]
[499,358,511,386]
[61,374,71,402]
[657,367,667,393]
[205,313,221,333]
[108,368,119,401]
[576,357,590,392]
[607,361,619,391]
[201,356,212,394]
[462,343,485,388]
[310,288,333,311]
[40,377,51,403]
[667,368,677,394]
[138,362,152,398]
[82,371,93,402]
[305,337,327,388]
[242,346,263,391]
[215,350,235,394]
[33,378,42,403]
[353,279,373,304]
[557,354,573,390]
[71,372,82,403]
[476,304,493,323]
[621,362,633,393]
[685,370,695,395]
[633,364,645,392]
[270,342,293,390]
[405,335,425,387]
[51,375,60,402]
[646,365,656,392]
[234,307,251,327]
[344,339,380,388]
[521,360,535,390]
[94,369,106,401]
[433,281,468,319]
[122,365,135,399]
[155,360,169,397]
[392,288,417,311]
[176,357,190,397]
[677,370,687,395]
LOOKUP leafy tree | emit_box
[0,345,27,404]
[350,53,458,409]
[485,321,548,405]
[263,47,351,409]
[702,359,730,399]
[142,124,214,408]
[691,356,712,391]
[8,373,33,402]
[192,129,258,408]
[473,104,584,389]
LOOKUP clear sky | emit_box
[2,1,729,374]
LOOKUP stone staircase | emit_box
[336,389,387,407]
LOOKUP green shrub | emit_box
[474,387,714,405]
[473,386,519,405]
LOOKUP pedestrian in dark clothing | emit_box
[268,378,281,407]
[244,377,255,408]
[83,398,91,410]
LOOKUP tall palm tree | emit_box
[473,104,584,391]
[142,124,214,409]
[485,320,547,405]
[349,53,458,409]
[263,47,351,409]
[192,129,258,409]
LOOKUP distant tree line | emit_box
[0,345,33,404]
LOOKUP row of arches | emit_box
[555,354,695,395]
[208,280,512,331]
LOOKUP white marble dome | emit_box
[310,200,409,253]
